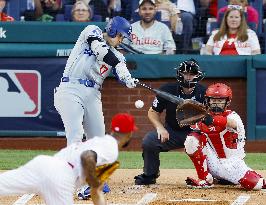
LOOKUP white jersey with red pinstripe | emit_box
[54,134,118,187]
[0,134,118,205]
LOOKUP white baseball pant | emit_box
[54,83,105,145]
[0,155,76,205]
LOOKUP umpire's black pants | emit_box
[142,124,190,176]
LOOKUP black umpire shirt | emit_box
[151,82,206,131]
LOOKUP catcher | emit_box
[183,83,266,190]
[0,113,137,205]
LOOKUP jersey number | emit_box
[224,131,238,149]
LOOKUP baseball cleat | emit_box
[186,177,214,189]
[134,173,158,185]
[77,183,110,200]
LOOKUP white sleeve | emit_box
[206,30,217,47]
[114,62,133,83]
[227,112,246,141]
[82,25,110,62]
[248,30,261,51]
[162,24,176,50]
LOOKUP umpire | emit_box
[134,59,206,185]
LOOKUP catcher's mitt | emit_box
[176,99,207,127]
[95,161,120,183]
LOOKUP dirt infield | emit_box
[1,169,266,205]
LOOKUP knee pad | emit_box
[185,132,206,155]
[184,135,200,155]
[239,170,263,190]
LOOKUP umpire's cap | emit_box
[111,113,138,133]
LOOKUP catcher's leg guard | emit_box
[239,170,265,190]
[184,132,212,182]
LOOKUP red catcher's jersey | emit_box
[192,110,246,159]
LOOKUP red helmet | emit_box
[205,83,232,113]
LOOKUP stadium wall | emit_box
[0,22,266,151]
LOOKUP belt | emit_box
[61,77,101,90]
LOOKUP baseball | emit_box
[135,100,144,109]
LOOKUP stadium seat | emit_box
[249,0,263,35]
[6,0,20,20]
[131,0,139,18]
[64,4,73,21]
[218,0,228,10]
[92,15,102,22]
[56,14,65,21]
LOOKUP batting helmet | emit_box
[176,59,205,88]
[105,16,132,40]
[205,83,232,113]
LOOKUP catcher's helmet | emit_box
[176,59,204,88]
[205,83,232,113]
[105,16,132,40]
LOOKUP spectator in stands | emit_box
[71,0,92,22]
[174,0,199,53]
[35,0,62,21]
[205,0,217,18]
[155,0,181,34]
[107,0,122,17]
[0,0,14,21]
[218,0,259,30]
[127,0,176,54]
[206,7,261,55]
[88,0,109,21]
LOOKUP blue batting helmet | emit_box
[105,16,132,40]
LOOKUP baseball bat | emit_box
[120,42,144,54]
[136,82,184,105]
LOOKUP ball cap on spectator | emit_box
[139,0,156,7]
[111,113,138,133]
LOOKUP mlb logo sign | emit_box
[0,70,41,117]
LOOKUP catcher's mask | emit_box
[176,59,205,89]
[205,83,232,113]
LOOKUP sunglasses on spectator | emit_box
[74,9,89,12]
[227,5,243,10]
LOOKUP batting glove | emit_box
[126,78,139,88]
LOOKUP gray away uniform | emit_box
[54,25,136,145]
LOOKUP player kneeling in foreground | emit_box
[184,83,266,190]
[0,113,137,205]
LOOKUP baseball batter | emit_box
[184,83,266,190]
[54,16,138,146]
[0,113,137,205]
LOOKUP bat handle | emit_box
[136,81,153,90]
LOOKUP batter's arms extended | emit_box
[87,35,138,88]
[80,150,106,205]
[148,107,169,143]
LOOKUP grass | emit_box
[0,150,266,170]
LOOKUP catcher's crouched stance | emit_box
[179,83,266,190]
[0,113,137,205]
